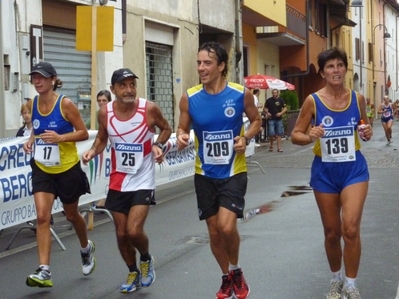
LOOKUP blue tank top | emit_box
[31,94,78,173]
[187,82,247,179]
[312,90,362,156]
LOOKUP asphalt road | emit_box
[1,120,399,299]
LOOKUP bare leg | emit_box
[314,191,342,273]
[63,200,89,248]
[276,135,282,151]
[206,207,240,273]
[341,182,367,278]
[34,192,55,265]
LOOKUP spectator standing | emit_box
[16,101,33,137]
[264,89,287,152]
[85,90,112,130]
[23,62,95,288]
[252,89,262,146]
[177,41,261,299]
[82,68,172,293]
[291,47,372,299]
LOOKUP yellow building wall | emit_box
[244,0,286,26]
[242,22,258,76]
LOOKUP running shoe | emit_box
[327,279,343,299]
[342,285,361,299]
[81,240,96,276]
[120,271,141,293]
[140,256,156,287]
[26,267,53,288]
[230,268,250,299]
[216,274,233,299]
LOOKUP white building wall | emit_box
[384,4,399,100]
[0,0,124,136]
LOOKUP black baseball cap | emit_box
[111,68,138,85]
[29,62,57,77]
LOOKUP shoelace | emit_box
[126,272,138,285]
[220,276,231,293]
[328,280,342,295]
[141,261,149,277]
[232,271,245,289]
[81,251,91,266]
[345,286,361,299]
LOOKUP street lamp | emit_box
[372,24,391,44]
[372,24,391,88]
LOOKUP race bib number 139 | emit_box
[320,126,356,162]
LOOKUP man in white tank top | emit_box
[82,68,172,293]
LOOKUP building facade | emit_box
[1,0,398,136]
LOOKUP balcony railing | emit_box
[256,4,306,42]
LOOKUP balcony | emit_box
[255,4,306,47]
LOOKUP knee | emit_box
[36,210,51,225]
[325,229,341,243]
[127,228,141,240]
[65,210,81,223]
[342,225,359,241]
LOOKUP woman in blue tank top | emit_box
[291,47,372,299]
[377,95,393,145]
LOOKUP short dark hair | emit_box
[198,42,229,78]
[317,47,348,73]
[253,89,260,95]
[97,90,112,102]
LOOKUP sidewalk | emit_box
[250,119,399,169]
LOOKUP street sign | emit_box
[76,6,114,51]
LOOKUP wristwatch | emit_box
[243,136,250,145]
[154,142,164,150]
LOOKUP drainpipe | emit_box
[359,7,362,89]
[383,1,388,95]
[122,0,126,44]
[281,0,310,79]
[0,2,5,137]
[396,14,398,93]
[235,0,243,83]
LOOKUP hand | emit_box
[152,145,164,164]
[40,130,63,143]
[233,136,246,154]
[82,149,96,165]
[177,133,189,150]
[23,140,34,154]
[308,124,325,142]
[361,124,373,141]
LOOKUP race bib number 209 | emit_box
[203,130,234,165]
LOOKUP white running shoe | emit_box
[81,240,96,276]
[326,279,343,299]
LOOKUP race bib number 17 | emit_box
[34,138,61,166]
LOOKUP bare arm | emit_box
[82,107,109,164]
[176,93,192,150]
[242,88,262,140]
[291,95,324,145]
[147,101,172,144]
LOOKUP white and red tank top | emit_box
[107,98,155,191]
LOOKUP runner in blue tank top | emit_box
[177,42,261,299]
[291,47,372,299]
[377,95,394,145]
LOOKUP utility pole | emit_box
[0,1,6,137]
